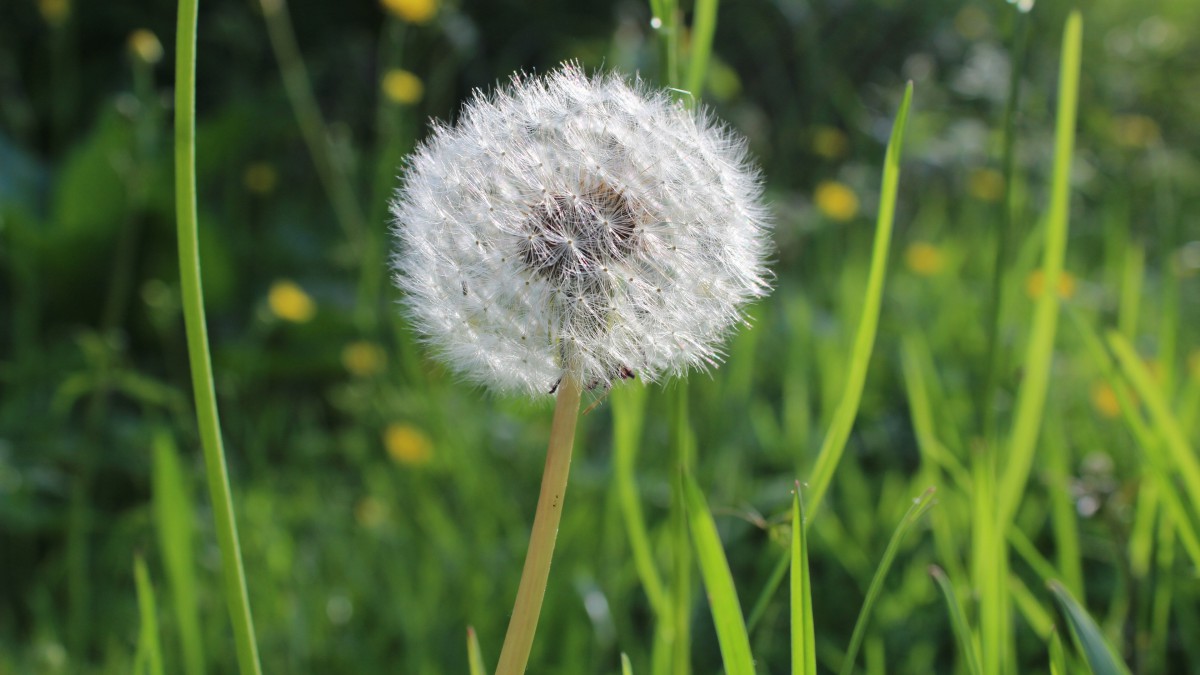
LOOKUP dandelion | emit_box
[814,180,859,222]
[342,340,388,377]
[967,167,1004,203]
[904,242,945,276]
[127,30,163,65]
[390,63,771,674]
[1025,268,1076,300]
[382,69,424,105]
[392,64,771,396]
[381,0,437,23]
[268,279,316,322]
[384,423,432,466]
[244,162,278,194]
[1090,382,1121,419]
[812,125,848,160]
[1112,114,1161,149]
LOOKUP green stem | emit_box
[669,382,693,675]
[494,373,583,675]
[174,1,263,673]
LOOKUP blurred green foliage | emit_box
[1,0,1198,672]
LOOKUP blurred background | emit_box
[1,0,1198,672]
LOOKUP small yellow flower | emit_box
[38,0,70,25]
[381,0,437,23]
[904,242,945,277]
[812,126,848,160]
[384,424,432,466]
[342,341,387,377]
[814,181,859,222]
[381,69,424,106]
[127,30,163,65]
[1025,269,1076,300]
[244,162,278,194]
[1112,114,1161,149]
[355,496,387,528]
[268,280,316,323]
[1090,383,1121,419]
[967,168,1004,203]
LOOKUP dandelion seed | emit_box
[391,64,772,395]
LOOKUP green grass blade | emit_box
[669,382,693,675]
[838,487,936,675]
[174,0,262,670]
[134,555,165,675]
[1048,580,1132,675]
[1048,628,1069,675]
[681,471,755,675]
[929,566,981,675]
[684,0,718,99]
[152,432,205,675]
[622,652,634,675]
[806,81,913,519]
[745,548,787,634]
[996,10,1082,529]
[467,626,488,675]
[611,382,666,615]
[791,488,816,675]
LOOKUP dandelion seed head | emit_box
[391,63,772,395]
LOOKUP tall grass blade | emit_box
[152,432,205,675]
[791,489,816,675]
[1047,628,1069,675]
[134,555,165,675]
[681,471,755,675]
[684,0,719,99]
[611,382,666,614]
[467,626,488,675]
[929,566,981,675]
[622,653,635,675]
[996,10,1082,528]
[839,488,936,675]
[805,81,913,518]
[1048,581,1132,675]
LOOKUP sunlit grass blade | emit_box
[622,653,634,675]
[791,489,816,675]
[805,81,913,518]
[174,0,262,672]
[839,487,936,675]
[1107,332,1200,515]
[929,566,981,675]
[611,381,666,615]
[1009,574,1054,639]
[134,555,165,675]
[152,431,205,675]
[1048,580,1132,675]
[1048,628,1069,675]
[996,10,1082,528]
[467,626,488,675]
[668,382,694,675]
[681,470,755,675]
[684,0,718,99]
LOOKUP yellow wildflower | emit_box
[268,280,316,323]
[1090,383,1121,419]
[812,126,848,160]
[244,162,278,194]
[904,242,945,277]
[814,181,859,222]
[1025,269,1076,300]
[355,496,387,528]
[127,30,163,65]
[384,424,432,466]
[382,69,424,105]
[342,341,388,377]
[381,0,437,23]
[39,0,70,25]
[1112,114,1160,149]
[967,168,1004,203]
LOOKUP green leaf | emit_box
[622,652,634,675]
[791,489,816,675]
[152,431,205,675]
[684,0,719,99]
[467,626,488,675]
[929,566,981,675]
[134,555,165,675]
[1048,580,1132,675]
[805,81,913,519]
[1048,628,1069,675]
[681,471,755,675]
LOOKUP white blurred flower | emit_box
[391,63,772,395]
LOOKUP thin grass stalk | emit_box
[494,373,583,675]
[173,0,263,670]
[668,382,693,675]
[134,556,165,675]
[791,489,817,675]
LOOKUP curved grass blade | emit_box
[134,555,165,675]
[1048,580,1132,675]
[839,488,936,675]
[152,432,205,675]
[791,488,816,675]
[681,471,755,675]
[467,626,488,675]
[929,566,981,675]
[805,81,913,519]
[622,653,634,675]
[1048,628,1069,675]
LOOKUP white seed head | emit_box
[391,63,772,396]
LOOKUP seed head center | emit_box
[519,183,640,283]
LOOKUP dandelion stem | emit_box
[495,372,583,675]
[174,0,262,672]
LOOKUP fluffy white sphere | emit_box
[391,63,772,396]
